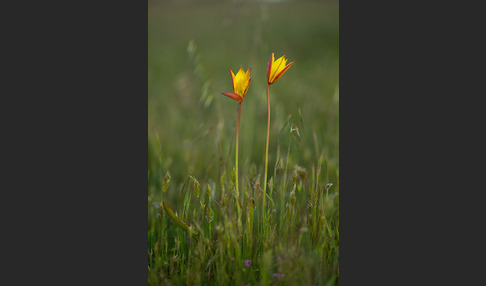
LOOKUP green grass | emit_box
[148,0,339,284]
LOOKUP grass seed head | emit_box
[207,183,212,199]
[193,177,200,199]
[206,205,214,223]
[162,171,171,193]
[294,165,307,181]
[290,189,296,206]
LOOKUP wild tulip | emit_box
[221,66,251,102]
[221,66,251,219]
[262,52,293,224]
[267,52,294,85]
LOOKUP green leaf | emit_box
[162,201,198,237]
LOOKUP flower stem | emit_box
[236,102,242,221]
[236,102,241,198]
[263,84,270,225]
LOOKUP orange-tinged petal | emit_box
[267,52,274,83]
[242,67,252,97]
[243,75,251,98]
[270,56,285,81]
[272,61,294,83]
[221,92,243,102]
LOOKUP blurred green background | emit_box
[148,0,339,198]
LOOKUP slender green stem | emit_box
[263,84,270,225]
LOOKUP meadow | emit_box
[148,0,339,284]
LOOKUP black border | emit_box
[5,0,149,284]
[340,0,484,284]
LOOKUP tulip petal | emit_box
[230,69,236,93]
[233,66,250,98]
[267,52,274,83]
[237,66,245,76]
[246,67,252,79]
[221,92,243,102]
[243,76,251,98]
[272,61,294,83]
[270,56,286,82]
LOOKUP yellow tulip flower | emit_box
[267,52,294,85]
[221,66,252,102]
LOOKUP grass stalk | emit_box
[281,135,291,224]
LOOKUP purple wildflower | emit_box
[273,273,285,279]
[245,260,251,267]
